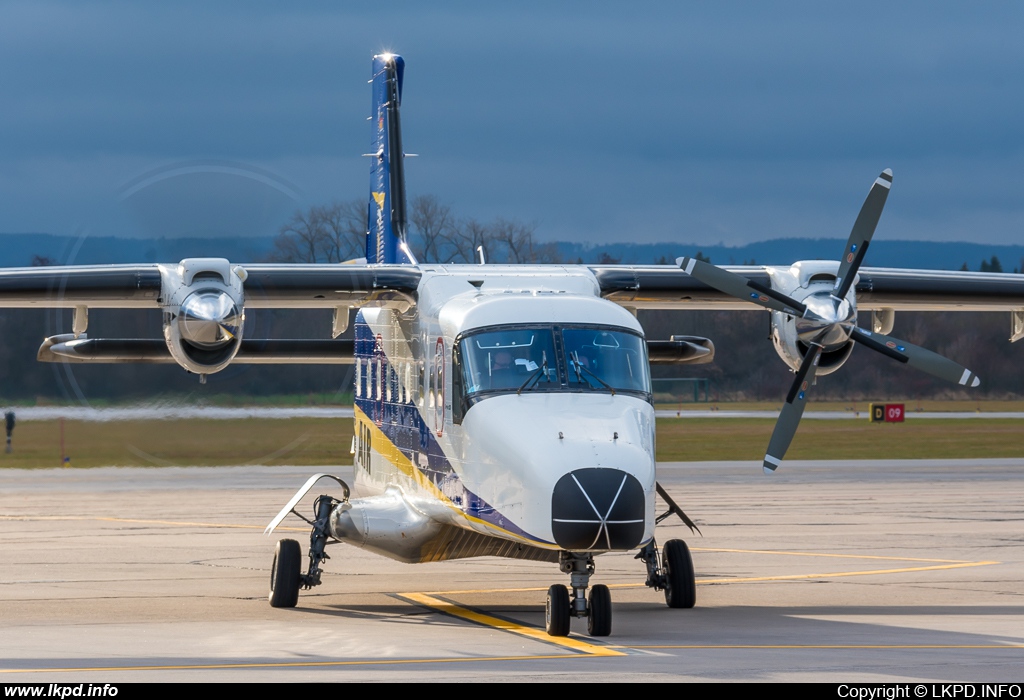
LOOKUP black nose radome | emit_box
[551,468,645,551]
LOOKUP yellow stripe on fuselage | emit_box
[352,404,554,551]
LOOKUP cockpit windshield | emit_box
[456,325,650,405]
[460,328,558,393]
[562,328,649,394]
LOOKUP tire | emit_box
[545,584,571,636]
[269,538,302,608]
[663,539,696,609]
[587,584,612,637]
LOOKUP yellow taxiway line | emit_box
[399,592,624,657]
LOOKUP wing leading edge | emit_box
[591,264,1024,312]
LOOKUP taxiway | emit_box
[1,460,1022,682]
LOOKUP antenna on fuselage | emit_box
[476,246,486,265]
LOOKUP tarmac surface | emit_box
[2,460,1023,682]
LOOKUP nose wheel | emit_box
[546,553,613,637]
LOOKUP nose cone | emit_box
[552,468,645,551]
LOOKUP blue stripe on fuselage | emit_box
[352,311,549,545]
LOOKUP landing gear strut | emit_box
[638,538,697,608]
[267,474,349,608]
[545,552,612,637]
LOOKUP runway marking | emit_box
[415,558,998,596]
[686,559,999,585]
[625,644,1024,650]
[0,654,588,675]
[399,592,625,657]
[691,546,971,564]
[2,513,999,650]
[0,515,306,532]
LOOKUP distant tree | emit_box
[695,251,711,264]
[409,194,455,263]
[595,252,621,265]
[980,256,1003,273]
[960,262,969,271]
[656,255,670,265]
[491,218,558,263]
[442,218,492,263]
[30,255,56,266]
[271,201,364,263]
[318,201,365,263]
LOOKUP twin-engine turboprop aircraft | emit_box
[3,54,1024,637]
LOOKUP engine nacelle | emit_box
[159,258,247,375]
[766,261,857,376]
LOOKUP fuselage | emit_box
[341,264,657,562]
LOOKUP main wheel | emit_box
[545,584,571,636]
[587,584,612,637]
[269,538,302,608]
[663,539,696,609]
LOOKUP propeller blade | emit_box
[833,169,892,300]
[680,257,807,316]
[763,343,822,474]
[850,327,981,387]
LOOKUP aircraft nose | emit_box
[551,468,645,551]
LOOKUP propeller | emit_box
[679,169,981,473]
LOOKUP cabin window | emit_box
[355,358,362,398]
[433,337,445,436]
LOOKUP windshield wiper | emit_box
[570,351,616,395]
[517,351,549,395]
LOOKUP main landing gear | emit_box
[269,494,340,607]
[267,474,350,609]
[638,538,696,608]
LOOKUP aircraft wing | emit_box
[0,263,421,309]
[591,264,1024,312]
[0,260,421,372]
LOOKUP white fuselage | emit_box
[334,265,657,563]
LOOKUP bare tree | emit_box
[410,195,455,263]
[318,201,366,263]
[441,218,493,263]
[271,200,366,263]
[490,218,559,263]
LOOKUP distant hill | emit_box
[1,232,1021,272]
[555,238,1024,272]
[0,233,277,267]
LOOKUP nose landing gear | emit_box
[545,552,613,637]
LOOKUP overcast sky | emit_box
[2,1,1023,249]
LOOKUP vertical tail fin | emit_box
[366,53,413,265]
